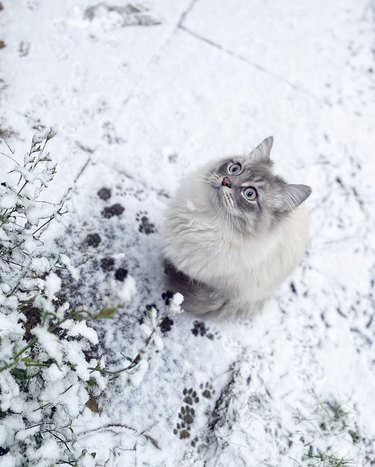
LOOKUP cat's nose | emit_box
[222,177,232,188]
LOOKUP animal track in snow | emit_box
[136,211,157,235]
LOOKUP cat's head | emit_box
[206,137,311,234]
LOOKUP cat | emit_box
[163,137,311,316]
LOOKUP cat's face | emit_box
[206,137,311,234]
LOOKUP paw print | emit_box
[168,152,178,163]
[160,316,174,333]
[102,121,125,145]
[97,187,111,201]
[190,435,199,448]
[102,203,125,218]
[161,290,174,305]
[179,405,195,424]
[206,329,219,340]
[200,382,215,400]
[173,423,190,440]
[191,320,208,337]
[183,388,199,405]
[173,387,200,440]
[100,257,115,272]
[191,321,220,340]
[173,405,195,440]
[86,233,101,247]
[136,211,157,235]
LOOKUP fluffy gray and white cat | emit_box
[163,137,311,316]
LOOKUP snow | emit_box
[26,438,61,463]
[0,194,16,210]
[0,453,18,467]
[15,425,40,442]
[112,273,137,303]
[128,359,149,387]
[0,313,24,338]
[0,0,374,465]
[43,271,62,301]
[63,319,99,345]
[30,257,51,275]
[0,373,23,412]
[43,363,68,382]
[59,253,80,280]
[31,326,63,366]
[0,427,7,447]
[170,292,184,313]
[62,340,92,381]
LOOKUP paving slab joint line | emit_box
[177,0,201,27]
[73,155,92,185]
[112,0,201,116]
[114,0,196,118]
[179,24,325,105]
[59,155,92,203]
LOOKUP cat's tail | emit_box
[163,259,228,316]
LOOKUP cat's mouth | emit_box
[207,174,237,214]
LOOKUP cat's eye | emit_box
[228,163,242,175]
[243,187,257,201]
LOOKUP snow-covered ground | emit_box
[1,0,375,465]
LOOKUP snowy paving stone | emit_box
[0,0,193,200]
[182,0,375,107]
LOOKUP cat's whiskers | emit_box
[213,203,225,242]
[226,192,235,209]
[232,207,243,234]
[225,194,246,248]
[227,211,234,251]
[210,205,223,225]
[194,174,213,184]
[219,209,229,245]
[193,178,211,185]
[219,192,234,249]
[224,191,247,239]
[221,206,233,252]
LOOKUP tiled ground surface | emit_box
[1,0,374,465]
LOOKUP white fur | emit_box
[163,166,310,314]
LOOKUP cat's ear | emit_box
[277,184,312,212]
[251,136,274,163]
